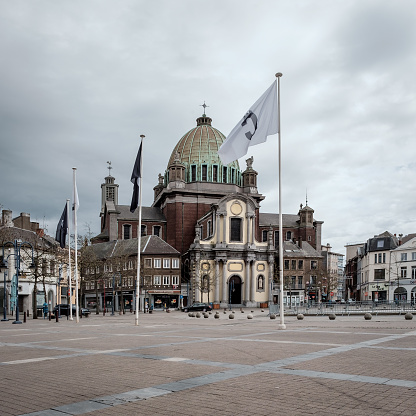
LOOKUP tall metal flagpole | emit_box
[135,135,145,326]
[73,168,79,323]
[276,72,286,330]
[67,198,72,321]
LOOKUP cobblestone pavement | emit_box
[1,310,415,415]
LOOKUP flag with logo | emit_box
[218,80,278,165]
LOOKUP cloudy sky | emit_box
[1,0,415,256]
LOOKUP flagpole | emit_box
[276,72,286,330]
[67,198,72,321]
[73,167,79,324]
[135,135,145,326]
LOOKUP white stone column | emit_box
[194,254,200,303]
[246,214,251,244]
[251,215,255,244]
[215,260,220,303]
[251,261,256,302]
[245,260,250,302]
[221,260,228,303]
[216,214,220,244]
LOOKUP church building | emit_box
[95,113,324,308]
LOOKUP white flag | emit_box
[218,80,278,165]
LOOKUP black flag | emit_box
[55,204,68,248]
[130,142,142,213]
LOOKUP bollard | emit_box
[23,312,26,323]
[56,313,59,323]
[49,311,51,321]
[27,309,30,317]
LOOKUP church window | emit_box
[153,225,161,237]
[123,224,131,240]
[212,165,218,182]
[230,218,242,242]
[222,166,228,183]
[274,231,279,247]
[202,165,208,181]
[191,165,197,182]
[262,230,268,242]
[141,225,147,236]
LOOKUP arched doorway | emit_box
[228,275,242,305]
[394,287,407,302]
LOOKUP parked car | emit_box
[53,304,90,317]
[184,302,212,312]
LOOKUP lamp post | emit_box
[57,265,63,318]
[1,260,9,321]
[1,240,35,324]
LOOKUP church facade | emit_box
[95,113,325,308]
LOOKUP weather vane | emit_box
[107,161,112,176]
[200,101,209,115]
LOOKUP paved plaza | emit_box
[0,309,416,416]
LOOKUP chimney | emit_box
[2,210,13,227]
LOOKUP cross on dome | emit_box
[200,101,209,115]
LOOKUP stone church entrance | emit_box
[229,276,242,305]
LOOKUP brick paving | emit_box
[0,310,415,415]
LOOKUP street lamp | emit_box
[0,258,9,321]
[1,240,35,324]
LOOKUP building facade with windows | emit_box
[0,210,63,317]
[94,113,328,307]
[81,235,181,311]
[389,235,416,304]
[345,232,416,303]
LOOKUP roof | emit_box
[0,226,58,250]
[83,235,179,260]
[283,240,322,258]
[366,231,398,252]
[259,213,301,228]
[116,205,166,222]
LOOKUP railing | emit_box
[269,301,416,316]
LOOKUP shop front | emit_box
[148,289,180,310]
